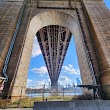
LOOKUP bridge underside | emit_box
[37,25,71,90]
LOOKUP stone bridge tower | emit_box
[0,0,110,100]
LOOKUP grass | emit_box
[0,96,75,108]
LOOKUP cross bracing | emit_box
[36,25,71,88]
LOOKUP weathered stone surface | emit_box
[0,1,24,75]
[0,0,110,100]
[82,1,110,97]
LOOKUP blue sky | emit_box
[27,0,110,88]
[104,0,110,9]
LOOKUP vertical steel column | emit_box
[37,25,71,92]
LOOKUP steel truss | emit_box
[37,25,71,88]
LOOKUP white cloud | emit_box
[27,79,33,84]
[58,76,72,86]
[62,64,80,74]
[26,79,49,89]
[31,66,48,74]
[26,77,72,88]
[31,37,42,57]
[26,77,71,88]
[26,79,33,87]
[33,80,45,86]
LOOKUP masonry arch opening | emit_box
[25,10,93,97]
[27,25,82,96]
[3,10,95,99]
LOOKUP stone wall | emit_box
[0,1,24,76]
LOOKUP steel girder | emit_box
[37,25,71,88]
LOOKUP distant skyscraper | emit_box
[76,78,81,85]
[66,83,68,88]
[58,82,60,86]
[49,82,51,88]
[72,82,75,87]
[68,84,71,88]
